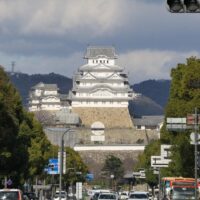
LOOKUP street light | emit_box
[59,128,74,200]
[45,127,75,200]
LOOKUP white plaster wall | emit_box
[88,58,115,65]
[42,97,60,103]
[74,145,145,151]
[35,89,42,96]
[44,90,57,95]
[71,101,128,107]
[41,104,61,111]
[32,100,40,103]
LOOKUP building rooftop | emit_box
[134,115,164,126]
[32,82,58,91]
[84,46,117,59]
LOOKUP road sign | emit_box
[153,168,159,175]
[190,132,200,142]
[48,158,59,175]
[151,156,171,168]
[167,118,186,124]
[190,141,200,145]
[86,173,94,181]
[166,124,188,130]
[161,145,172,159]
[7,179,12,186]
[187,114,200,125]
[76,182,82,200]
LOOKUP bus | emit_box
[161,177,198,199]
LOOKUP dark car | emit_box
[23,192,38,200]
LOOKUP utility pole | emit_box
[59,128,74,200]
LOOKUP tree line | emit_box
[135,57,200,187]
[0,66,88,188]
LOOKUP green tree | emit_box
[0,66,52,187]
[135,57,200,182]
[161,57,200,176]
[135,140,160,188]
[63,147,88,187]
[102,155,124,181]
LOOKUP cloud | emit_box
[2,48,200,85]
[1,51,83,78]
[118,49,200,84]
[0,0,127,37]
[0,0,200,84]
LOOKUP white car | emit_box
[53,191,67,200]
[98,192,118,200]
[128,191,149,200]
[120,191,129,200]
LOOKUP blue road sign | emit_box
[86,173,94,181]
[47,158,59,175]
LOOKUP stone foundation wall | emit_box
[79,150,143,179]
[72,107,133,128]
[45,127,159,146]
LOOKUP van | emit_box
[0,189,23,200]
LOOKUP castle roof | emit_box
[32,82,58,91]
[134,115,164,126]
[84,46,117,59]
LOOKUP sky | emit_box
[1,0,200,84]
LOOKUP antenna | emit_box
[11,61,15,74]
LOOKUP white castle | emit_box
[70,46,136,128]
[28,46,136,128]
[28,82,62,112]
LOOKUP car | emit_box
[54,191,67,200]
[120,191,129,200]
[128,191,149,200]
[23,192,38,200]
[98,192,118,200]
[0,189,24,200]
[53,194,67,200]
[92,192,100,200]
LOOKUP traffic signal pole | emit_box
[194,107,198,200]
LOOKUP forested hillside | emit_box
[8,72,72,106]
[132,79,171,107]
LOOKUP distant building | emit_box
[69,46,137,128]
[134,115,164,130]
[28,82,62,112]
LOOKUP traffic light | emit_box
[184,0,200,12]
[167,0,184,12]
[167,0,200,13]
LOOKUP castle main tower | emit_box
[70,46,134,128]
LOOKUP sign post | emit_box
[76,182,82,200]
[151,145,172,200]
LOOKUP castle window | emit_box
[100,60,102,63]
[107,60,109,64]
